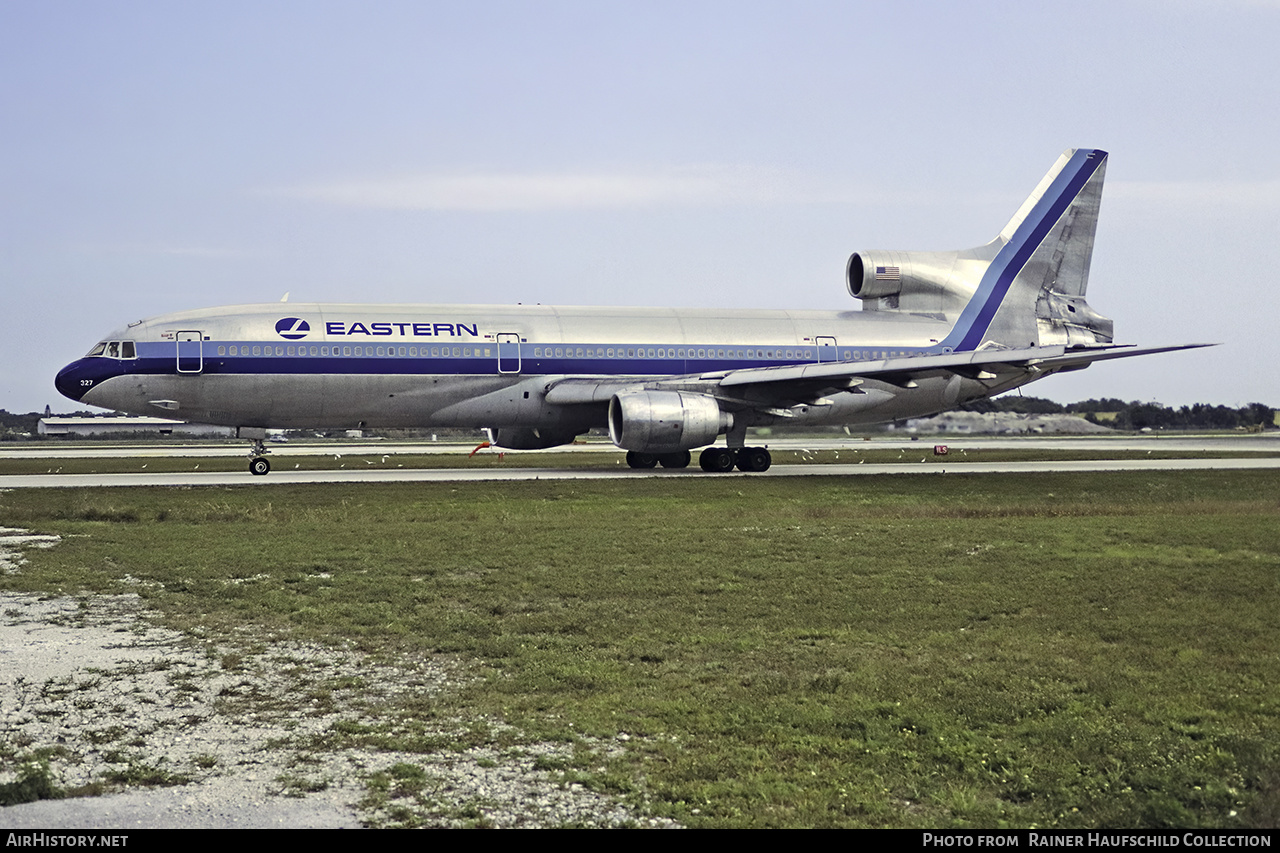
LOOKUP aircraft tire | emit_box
[736,447,772,473]
[626,451,659,469]
[249,457,271,476]
[699,447,737,473]
[658,450,691,468]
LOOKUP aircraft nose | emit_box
[55,358,121,403]
[55,360,91,402]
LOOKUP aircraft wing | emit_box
[717,342,1216,391]
[542,342,1216,412]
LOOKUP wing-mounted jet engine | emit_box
[492,427,585,450]
[608,391,731,454]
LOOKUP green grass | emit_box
[3,471,1279,827]
[0,761,61,806]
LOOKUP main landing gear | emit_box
[625,450,692,469]
[624,446,772,473]
[699,446,772,473]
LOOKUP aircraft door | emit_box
[815,336,838,363]
[497,333,521,374]
[176,331,204,374]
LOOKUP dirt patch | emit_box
[0,531,675,828]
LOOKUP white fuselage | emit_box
[60,301,1014,433]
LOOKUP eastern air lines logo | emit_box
[275,318,311,340]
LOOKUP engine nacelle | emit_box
[847,249,987,316]
[608,391,732,454]
[491,427,582,450]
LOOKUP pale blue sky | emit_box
[3,1,1277,412]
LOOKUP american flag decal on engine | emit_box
[875,265,901,281]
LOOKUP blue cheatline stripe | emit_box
[77,341,938,385]
[941,149,1106,352]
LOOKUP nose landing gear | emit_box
[247,437,271,475]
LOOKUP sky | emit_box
[3,0,1278,414]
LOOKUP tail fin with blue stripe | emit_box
[847,148,1114,352]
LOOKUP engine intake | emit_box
[608,391,731,453]
[847,252,904,299]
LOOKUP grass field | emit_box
[3,470,1279,827]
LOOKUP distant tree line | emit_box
[0,409,98,439]
[0,410,43,437]
[961,397,1276,430]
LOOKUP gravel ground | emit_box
[0,528,677,828]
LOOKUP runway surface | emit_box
[5,434,1280,461]
[3,454,1280,489]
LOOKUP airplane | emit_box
[54,148,1208,475]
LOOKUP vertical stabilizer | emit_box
[850,149,1114,351]
[942,148,1112,350]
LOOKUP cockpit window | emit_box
[87,340,137,359]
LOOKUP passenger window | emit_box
[252,346,262,356]
[218,346,226,356]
